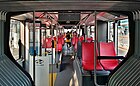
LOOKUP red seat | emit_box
[53,36,56,41]
[79,36,84,42]
[74,37,79,51]
[55,43,62,52]
[72,36,79,51]
[42,37,52,48]
[58,36,64,45]
[72,36,78,45]
[72,37,75,45]
[46,38,52,48]
[99,42,119,70]
[86,37,93,42]
[82,42,103,70]
[54,36,63,52]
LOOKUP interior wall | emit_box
[97,20,108,42]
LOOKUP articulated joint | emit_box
[0,11,7,21]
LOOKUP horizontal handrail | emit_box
[98,56,124,59]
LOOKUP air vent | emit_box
[58,12,80,25]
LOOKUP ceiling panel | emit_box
[0,1,140,12]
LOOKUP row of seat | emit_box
[42,36,64,52]
[42,35,120,71]
[79,41,123,71]
[71,35,120,71]
[72,35,93,51]
[42,35,88,52]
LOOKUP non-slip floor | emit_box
[54,55,74,86]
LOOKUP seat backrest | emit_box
[82,42,103,70]
[79,36,84,42]
[72,36,78,45]
[46,38,52,48]
[100,42,116,56]
[53,36,56,41]
[72,36,75,45]
[58,36,64,45]
[74,37,79,51]
[42,37,52,48]
[86,37,93,42]
[55,43,62,52]
[99,42,118,70]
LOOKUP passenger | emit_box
[70,30,73,38]
[73,31,77,36]
[66,31,71,48]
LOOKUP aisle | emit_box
[54,55,74,86]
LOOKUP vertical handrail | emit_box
[33,10,36,83]
[132,12,136,55]
[39,24,42,56]
[136,11,139,55]
[94,11,105,86]
[78,25,80,37]
[1,11,4,54]
[0,11,7,56]
[51,24,55,86]
[56,24,58,60]
[137,10,140,56]
[94,10,99,86]
[133,11,138,55]
[44,27,47,56]
[0,11,2,56]
[112,21,118,55]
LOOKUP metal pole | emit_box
[1,11,7,55]
[94,11,105,86]
[39,23,42,56]
[51,24,54,86]
[56,25,58,60]
[94,11,98,86]
[134,11,138,55]
[33,10,36,83]
[23,21,26,68]
[115,21,118,55]
[78,25,80,37]
[138,11,140,56]
[45,28,47,56]
[0,11,2,55]
[107,22,110,42]
[132,12,136,55]
[136,10,140,56]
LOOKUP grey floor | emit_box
[54,54,74,86]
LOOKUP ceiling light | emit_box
[68,11,72,12]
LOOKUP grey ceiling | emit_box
[0,1,140,12]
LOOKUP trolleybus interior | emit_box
[8,11,129,86]
[0,1,140,86]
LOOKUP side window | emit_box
[108,19,129,57]
[118,19,129,56]
[9,19,20,60]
